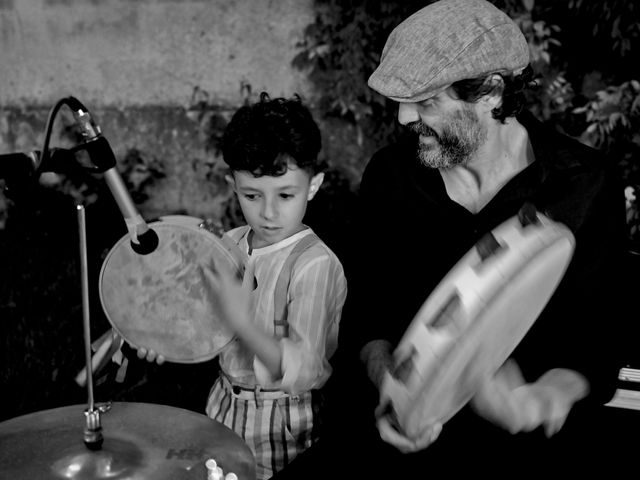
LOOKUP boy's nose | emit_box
[261,199,277,219]
[398,103,420,125]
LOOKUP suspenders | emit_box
[273,233,320,338]
[221,229,321,339]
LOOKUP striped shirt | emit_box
[218,225,347,394]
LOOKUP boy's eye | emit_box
[243,193,258,200]
[279,193,295,199]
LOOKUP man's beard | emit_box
[408,106,486,169]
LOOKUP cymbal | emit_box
[0,402,255,479]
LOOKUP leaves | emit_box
[294,0,640,239]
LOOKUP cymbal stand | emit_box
[77,204,107,450]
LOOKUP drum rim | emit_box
[387,213,576,435]
[98,218,242,364]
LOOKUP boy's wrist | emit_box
[227,309,253,334]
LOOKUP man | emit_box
[275,0,628,477]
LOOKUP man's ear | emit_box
[481,74,505,110]
[307,172,324,200]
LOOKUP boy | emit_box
[202,93,347,479]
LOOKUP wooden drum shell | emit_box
[383,213,575,440]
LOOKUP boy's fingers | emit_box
[199,264,221,290]
[146,349,157,363]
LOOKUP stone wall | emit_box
[0,0,371,422]
[0,0,319,223]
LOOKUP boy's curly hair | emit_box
[222,92,324,176]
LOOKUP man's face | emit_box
[398,92,487,169]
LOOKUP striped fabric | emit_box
[207,376,318,479]
[206,225,347,478]
[217,226,347,392]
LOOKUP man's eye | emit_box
[243,194,258,200]
[280,193,294,199]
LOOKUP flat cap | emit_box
[368,0,530,103]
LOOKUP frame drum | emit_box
[382,210,575,440]
[99,215,244,363]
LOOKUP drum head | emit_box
[384,213,575,440]
[99,217,244,363]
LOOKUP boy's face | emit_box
[227,163,324,249]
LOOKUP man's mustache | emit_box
[407,121,439,140]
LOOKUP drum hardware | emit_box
[77,203,108,450]
[0,97,258,478]
[74,329,126,388]
[0,205,257,478]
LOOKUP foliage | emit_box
[574,80,640,241]
[293,0,640,241]
[118,148,166,205]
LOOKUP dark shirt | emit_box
[341,111,627,407]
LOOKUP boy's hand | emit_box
[200,259,256,333]
[135,345,166,365]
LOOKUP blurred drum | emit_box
[99,215,245,363]
[381,208,575,441]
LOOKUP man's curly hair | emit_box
[450,65,537,123]
[222,92,324,176]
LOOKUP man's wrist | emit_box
[360,339,394,390]
[536,368,589,405]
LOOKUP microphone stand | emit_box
[2,96,155,449]
[77,203,109,450]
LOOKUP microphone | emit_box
[65,96,159,255]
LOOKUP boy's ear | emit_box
[225,174,236,190]
[307,172,324,200]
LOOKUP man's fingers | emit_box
[377,416,419,453]
[377,415,440,453]
[472,376,524,433]
[498,359,526,390]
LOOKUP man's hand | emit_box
[470,359,588,437]
[375,371,442,453]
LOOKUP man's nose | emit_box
[398,103,420,125]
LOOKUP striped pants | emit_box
[206,375,320,480]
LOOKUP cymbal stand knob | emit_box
[83,407,104,450]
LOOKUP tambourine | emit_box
[381,208,575,440]
[99,215,245,363]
